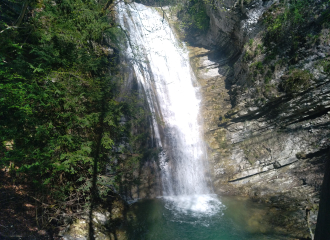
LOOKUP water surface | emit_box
[123,195,289,240]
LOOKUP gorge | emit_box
[116,2,286,239]
[115,0,330,239]
[0,0,329,239]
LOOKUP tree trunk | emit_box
[15,0,29,27]
[314,151,330,240]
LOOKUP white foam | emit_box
[163,194,224,217]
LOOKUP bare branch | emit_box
[15,0,30,27]
[0,26,18,34]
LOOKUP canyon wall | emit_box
[181,0,330,238]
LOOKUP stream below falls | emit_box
[122,196,289,240]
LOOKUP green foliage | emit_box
[264,70,273,84]
[320,60,330,73]
[256,44,264,53]
[280,69,312,93]
[255,61,263,70]
[179,0,210,32]
[243,50,254,62]
[320,4,330,27]
[261,0,330,73]
[0,0,149,227]
[306,33,319,44]
[264,0,309,41]
[264,77,270,84]
[248,39,254,47]
[263,0,330,67]
[250,61,264,75]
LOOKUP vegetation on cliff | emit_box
[1,0,329,238]
[177,0,210,32]
[242,0,330,102]
[172,0,329,238]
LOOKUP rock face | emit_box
[61,198,127,240]
[182,0,330,238]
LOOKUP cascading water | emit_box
[117,2,222,216]
[115,4,288,240]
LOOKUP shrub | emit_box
[243,50,254,62]
[179,0,210,32]
[248,39,254,47]
[280,69,312,93]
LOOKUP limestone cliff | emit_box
[178,0,330,238]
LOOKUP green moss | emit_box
[264,52,276,62]
[306,33,320,44]
[179,0,210,32]
[256,44,264,54]
[318,59,330,74]
[264,70,273,84]
[265,0,308,39]
[242,147,257,165]
[248,39,254,47]
[320,5,330,27]
[251,61,263,69]
[264,84,271,92]
[214,129,228,149]
[243,50,254,62]
[250,61,264,75]
[280,69,312,93]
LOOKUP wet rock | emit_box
[273,161,281,169]
[62,199,127,240]
[296,152,307,159]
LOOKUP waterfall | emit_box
[117,2,221,215]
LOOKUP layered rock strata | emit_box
[183,0,330,238]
